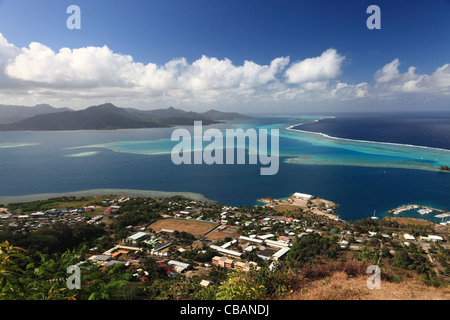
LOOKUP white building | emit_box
[265,239,290,249]
[239,236,264,245]
[126,232,150,244]
[272,247,290,261]
[403,234,416,241]
[427,235,444,242]
[257,234,275,240]
[210,245,242,258]
[293,192,315,200]
[168,260,190,273]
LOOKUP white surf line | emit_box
[0,142,41,148]
[285,117,450,154]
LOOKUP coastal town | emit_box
[0,192,449,299]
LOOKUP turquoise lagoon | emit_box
[0,115,449,222]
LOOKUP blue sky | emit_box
[0,0,449,112]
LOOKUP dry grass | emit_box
[206,225,240,240]
[286,271,450,300]
[148,218,217,237]
[384,216,436,227]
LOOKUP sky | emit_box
[0,0,449,113]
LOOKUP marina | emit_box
[388,204,450,225]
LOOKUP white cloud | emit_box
[374,58,401,83]
[285,49,345,84]
[0,32,449,111]
[374,59,450,97]
[5,42,144,88]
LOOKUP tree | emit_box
[0,241,28,300]
[215,271,265,300]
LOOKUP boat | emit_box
[418,208,433,215]
[371,210,379,220]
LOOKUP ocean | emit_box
[1,112,450,223]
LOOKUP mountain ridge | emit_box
[0,103,249,131]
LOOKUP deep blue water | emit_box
[1,113,450,222]
[298,112,450,150]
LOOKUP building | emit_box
[126,232,150,244]
[293,192,315,200]
[212,256,259,272]
[264,239,290,249]
[234,261,260,272]
[30,212,46,218]
[157,261,177,277]
[239,236,264,245]
[111,249,129,259]
[212,256,234,269]
[90,254,111,263]
[257,234,274,240]
[426,235,444,242]
[244,245,257,252]
[200,280,213,287]
[168,260,190,273]
[257,248,276,260]
[403,233,416,241]
[153,241,173,252]
[272,247,290,261]
[210,245,242,258]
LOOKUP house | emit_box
[200,280,213,287]
[157,261,177,277]
[339,240,349,248]
[30,212,46,218]
[403,234,416,241]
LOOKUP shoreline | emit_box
[0,188,217,205]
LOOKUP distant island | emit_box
[0,103,249,131]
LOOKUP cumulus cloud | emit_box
[5,42,145,88]
[374,59,450,96]
[0,32,449,110]
[374,58,401,83]
[0,34,352,107]
[285,49,345,84]
[3,35,290,100]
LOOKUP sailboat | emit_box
[371,210,379,220]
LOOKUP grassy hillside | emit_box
[286,271,450,300]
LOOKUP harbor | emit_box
[388,204,450,225]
